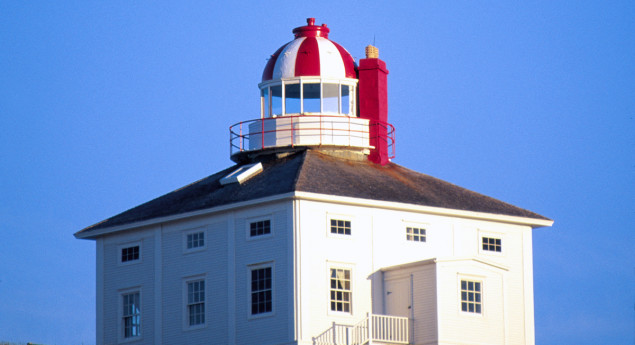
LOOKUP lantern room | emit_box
[259,18,358,118]
[230,18,395,165]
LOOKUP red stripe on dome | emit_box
[331,41,357,78]
[262,43,288,81]
[294,37,321,77]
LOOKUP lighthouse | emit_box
[230,18,393,165]
[76,18,552,345]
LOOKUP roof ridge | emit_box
[289,150,309,190]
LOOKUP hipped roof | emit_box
[75,150,550,237]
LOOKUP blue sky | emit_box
[0,1,633,344]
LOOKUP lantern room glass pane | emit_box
[271,85,282,116]
[261,88,270,117]
[303,83,321,113]
[341,85,351,115]
[323,83,339,114]
[285,84,301,114]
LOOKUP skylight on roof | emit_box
[220,162,263,185]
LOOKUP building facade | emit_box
[76,18,552,345]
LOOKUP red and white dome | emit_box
[262,18,357,82]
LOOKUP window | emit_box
[482,237,502,252]
[250,220,271,237]
[460,280,482,314]
[303,82,321,113]
[330,268,351,313]
[259,80,357,118]
[187,232,204,249]
[121,245,139,263]
[187,232,205,250]
[285,83,301,114]
[406,226,426,242]
[122,292,141,338]
[323,83,339,113]
[187,280,205,326]
[330,219,351,235]
[250,267,272,315]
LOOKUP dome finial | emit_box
[307,17,315,26]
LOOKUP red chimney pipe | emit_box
[358,48,390,165]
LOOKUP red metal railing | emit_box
[229,115,395,159]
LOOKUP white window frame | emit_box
[259,77,358,118]
[183,275,206,330]
[327,263,354,316]
[119,288,142,343]
[246,215,273,240]
[478,230,505,256]
[248,262,275,319]
[183,227,207,254]
[327,213,353,238]
[118,241,142,266]
[404,222,428,243]
[459,278,483,315]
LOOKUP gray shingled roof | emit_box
[75,150,550,237]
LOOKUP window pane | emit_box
[285,84,301,114]
[271,85,282,116]
[323,83,339,113]
[341,85,351,115]
[262,87,269,117]
[303,83,321,113]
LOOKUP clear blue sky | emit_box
[1,1,633,344]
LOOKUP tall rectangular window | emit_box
[262,87,270,117]
[330,268,351,313]
[330,219,351,235]
[121,246,139,263]
[482,237,502,252]
[303,83,321,113]
[406,227,426,242]
[341,85,351,115]
[187,280,205,326]
[322,83,339,113]
[187,231,205,249]
[250,220,271,237]
[251,267,272,315]
[285,83,301,114]
[271,85,282,116]
[460,280,482,314]
[122,292,141,338]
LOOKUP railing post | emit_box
[260,118,264,149]
[240,122,244,152]
[367,312,373,345]
[332,321,337,344]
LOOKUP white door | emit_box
[384,276,411,317]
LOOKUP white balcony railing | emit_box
[229,115,395,161]
[312,313,410,345]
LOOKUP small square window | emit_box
[187,232,205,249]
[330,219,351,235]
[460,280,482,314]
[121,246,139,263]
[250,220,271,237]
[482,237,502,252]
[406,227,426,242]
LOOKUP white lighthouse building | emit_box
[76,18,552,345]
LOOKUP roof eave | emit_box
[74,189,553,240]
[293,191,554,228]
[73,192,297,240]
